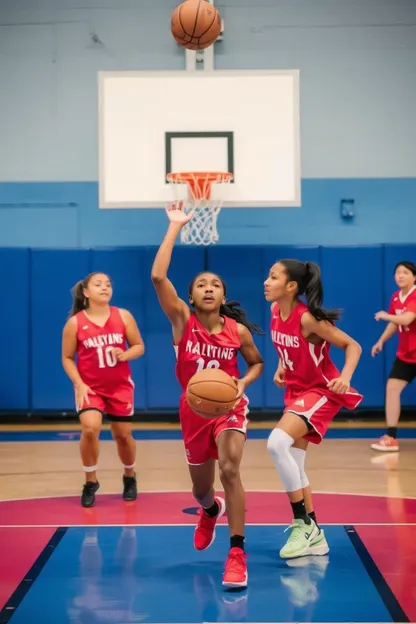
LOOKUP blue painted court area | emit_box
[0,427,416,442]
[9,526,393,623]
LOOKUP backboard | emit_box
[98,70,300,209]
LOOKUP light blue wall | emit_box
[0,0,415,246]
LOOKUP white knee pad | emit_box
[267,428,294,456]
[267,428,302,492]
[289,447,310,489]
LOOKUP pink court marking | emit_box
[0,491,415,527]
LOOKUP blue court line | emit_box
[0,527,67,624]
[0,428,415,442]
[345,526,409,623]
[2,525,395,623]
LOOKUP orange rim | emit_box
[166,171,233,200]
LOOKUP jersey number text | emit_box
[97,346,118,368]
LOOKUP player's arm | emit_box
[236,324,264,397]
[375,310,416,327]
[377,322,397,343]
[61,317,84,387]
[151,222,190,333]
[119,309,145,361]
[302,312,362,393]
[270,302,284,380]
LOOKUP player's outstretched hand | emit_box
[371,341,383,357]
[75,382,95,407]
[166,201,194,225]
[327,376,350,394]
[374,310,389,322]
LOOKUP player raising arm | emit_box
[62,272,145,508]
[151,206,264,589]
[371,261,416,452]
[264,259,363,560]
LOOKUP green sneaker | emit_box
[309,527,330,555]
[279,518,319,559]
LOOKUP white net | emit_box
[166,172,232,246]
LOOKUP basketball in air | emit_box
[171,0,222,51]
[186,368,238,419]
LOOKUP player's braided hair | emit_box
[188,272,264,335]
[69,272,102,316]
[279,259,341,322]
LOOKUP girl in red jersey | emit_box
[151,207,264,589]
[264,259,363,560]
[62,272,145,508]
[371,261,416,452]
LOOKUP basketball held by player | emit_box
[151,205,264,588]
[61,272,145,508]
[264,260,363,560]
[371,261,416,452]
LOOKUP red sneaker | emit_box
[370,435,399,452]
[222,547,248,588]
[194,496,226,551]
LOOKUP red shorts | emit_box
[284,391,341,444]
[76,382,134,419]
[179,393,249,465]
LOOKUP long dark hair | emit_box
[395,261,416,280]
[279,259,340,322]
[188,272,264,335]
[69,272,110,317]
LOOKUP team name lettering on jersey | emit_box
[186,340,235,361]
[82,333,124,349]
[271,331,300,348]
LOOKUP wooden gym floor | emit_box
[0,421,415,623]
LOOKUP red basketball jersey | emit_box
[76,306,132,391]
[388,286,416,363]
[175,314,241,391]
[270,301,362,409]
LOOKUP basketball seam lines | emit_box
[190,0,202,40]
[177,3,189,43]
[196,10,218,42]
[187,393,237,405]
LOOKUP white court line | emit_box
[1,522,415,529]
[0,488,415,503]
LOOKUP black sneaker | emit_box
[123,474,137,501]
[81,481,100,508]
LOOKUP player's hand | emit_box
[75,382,95,408]
[232,377,246,403]
[111,347,128,362]
[166,201,194,225]
[327,376,350,394]
[274,368,285,388]
[374,310,389,321]
[371,341,383,357]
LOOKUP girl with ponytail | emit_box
[62,272,145,508]
[264,259,363,561]
[151,205,264,589]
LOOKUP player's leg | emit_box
[179,393,226,551]
[106,389,137,501]
[216,428,247,588]
[109,418,137,501]
[188,459,226,549]
[291,437,329,556]
[371,359,414,452]
[78,406,104,507]
[267,392,335,558]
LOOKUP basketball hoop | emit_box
[166,171,233,246]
